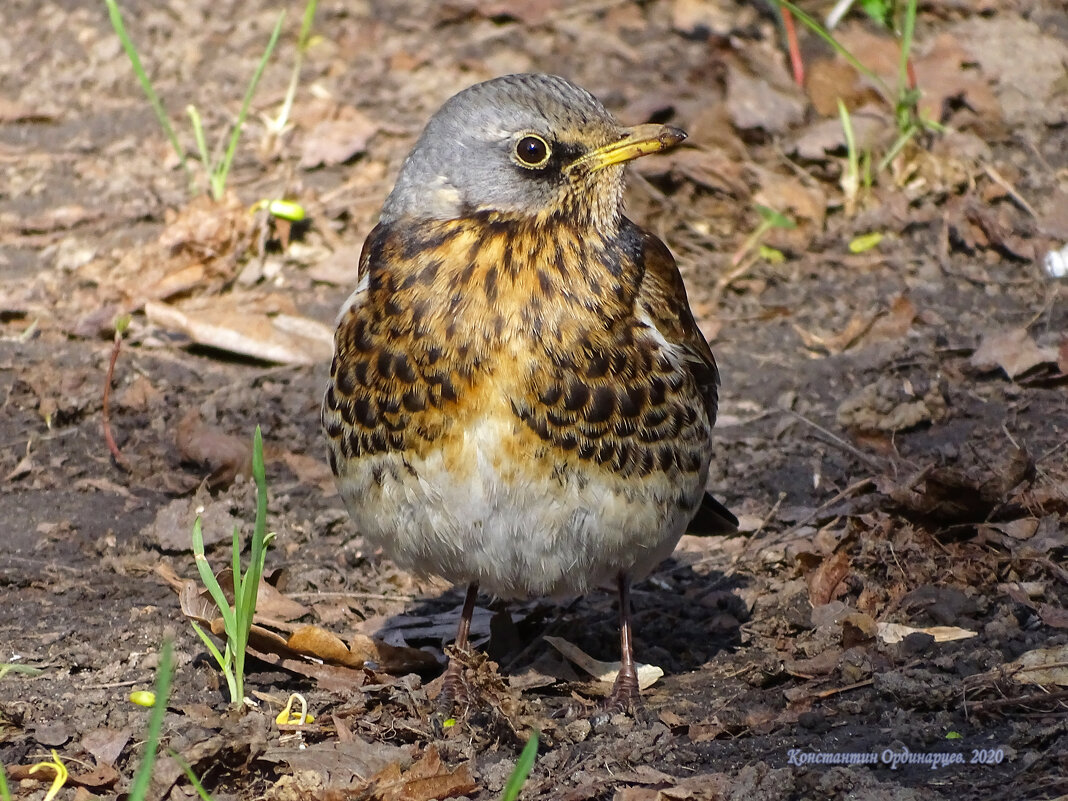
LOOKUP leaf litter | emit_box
[1,1,1066,800]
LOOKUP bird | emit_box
[322,73,737,710]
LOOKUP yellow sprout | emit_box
[29,750,67,801]
[275,693,314,725]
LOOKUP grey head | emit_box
[378,74,685,229]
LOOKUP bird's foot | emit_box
[436,656,470,715]
[603,669,642,714]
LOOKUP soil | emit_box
[1,2,1066,801]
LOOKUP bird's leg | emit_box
[439,582,478,708]
[605,572,642,711]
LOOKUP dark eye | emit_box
[515,135,550,167]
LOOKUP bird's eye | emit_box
[515,135,551,167]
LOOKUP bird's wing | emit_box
[634,228,719,428]
[635,228,738,535]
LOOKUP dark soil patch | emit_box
[2,2,1066,800]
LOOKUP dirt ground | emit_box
[1,1,1066,800]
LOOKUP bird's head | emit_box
[379,73,686,232]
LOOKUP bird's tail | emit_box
[687,491,739,536]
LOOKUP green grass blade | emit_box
[233,428,271,699]
[192,519,237,635]
[168,751,214,801]
[212,11,286,199]
[298,0,318,49]
[755,204,796,230]
[103,0,189,181]
[877,125,917,171]
[500,731,539,801]
[189,621,227,676]
[837,99,858,177]
[270,0,319,136]
[187,105,211,192]
[0,761,11,801]
[127,640,174,801]
[0,663,42,680]
[239,427,270,627]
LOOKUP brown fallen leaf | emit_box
[288,625,439,674]
[876,622,978,645]
[158,192,249,260]
[279,450,338,495]
[81,727,131,766]
[370,745,477,801]
[300,106,379,169]
[68,763,120,790]
[0,97,56,123]
[804,58,883,116]
[970,327,1059,379]
[803,550,851,607]
[726,60,806,134]
[867,294,917,341]
[794,313,874,355]
[790,107,890,160]
[176,410,252,489]
[144,491,240,550]
[1006,644,1068,686]
[544,635,663,690]
[145,298,334,365]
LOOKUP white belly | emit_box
[335,415,707,599]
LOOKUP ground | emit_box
[1,1,1066,800]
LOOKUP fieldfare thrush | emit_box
[323,73,737,709]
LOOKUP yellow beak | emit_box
[570,124,687,173]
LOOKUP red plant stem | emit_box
[781,9,805,87]
[102,331,130,471]
[906,58,917,90]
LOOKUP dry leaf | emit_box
[876,623,978,645]
[790,108,889,160]
[1005,644,1068,686]
[371,745,476,801]
[145,298,334,365]
[176,410,252,489]
[805,550,851,607]
[288,624,438,673]
[970,327,1058,378]
[794,313,874,354]
[726,61,806,134]
[81,728,131,766]
[300,106,378,169]
[544,635,663,690]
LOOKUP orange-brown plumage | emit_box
[322,73,735,709]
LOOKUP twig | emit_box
[970,689,1068,714]
[814,678,874,699]
[780,8,805,86]
[786,410,886,473]
[102,316,132,472]
[286,591,417,602]
[710,252,759,309]
[982,164,1037,218]
[780,476,876,537]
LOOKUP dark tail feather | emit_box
[688,491,739,535]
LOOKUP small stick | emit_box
[103,315,131,472]
[781,8,805,86]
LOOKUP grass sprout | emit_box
[104,1,285,199]
[771,0,942,172]
[264,0,319,141]
[127,640,174,801]
[499,731,539,801]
